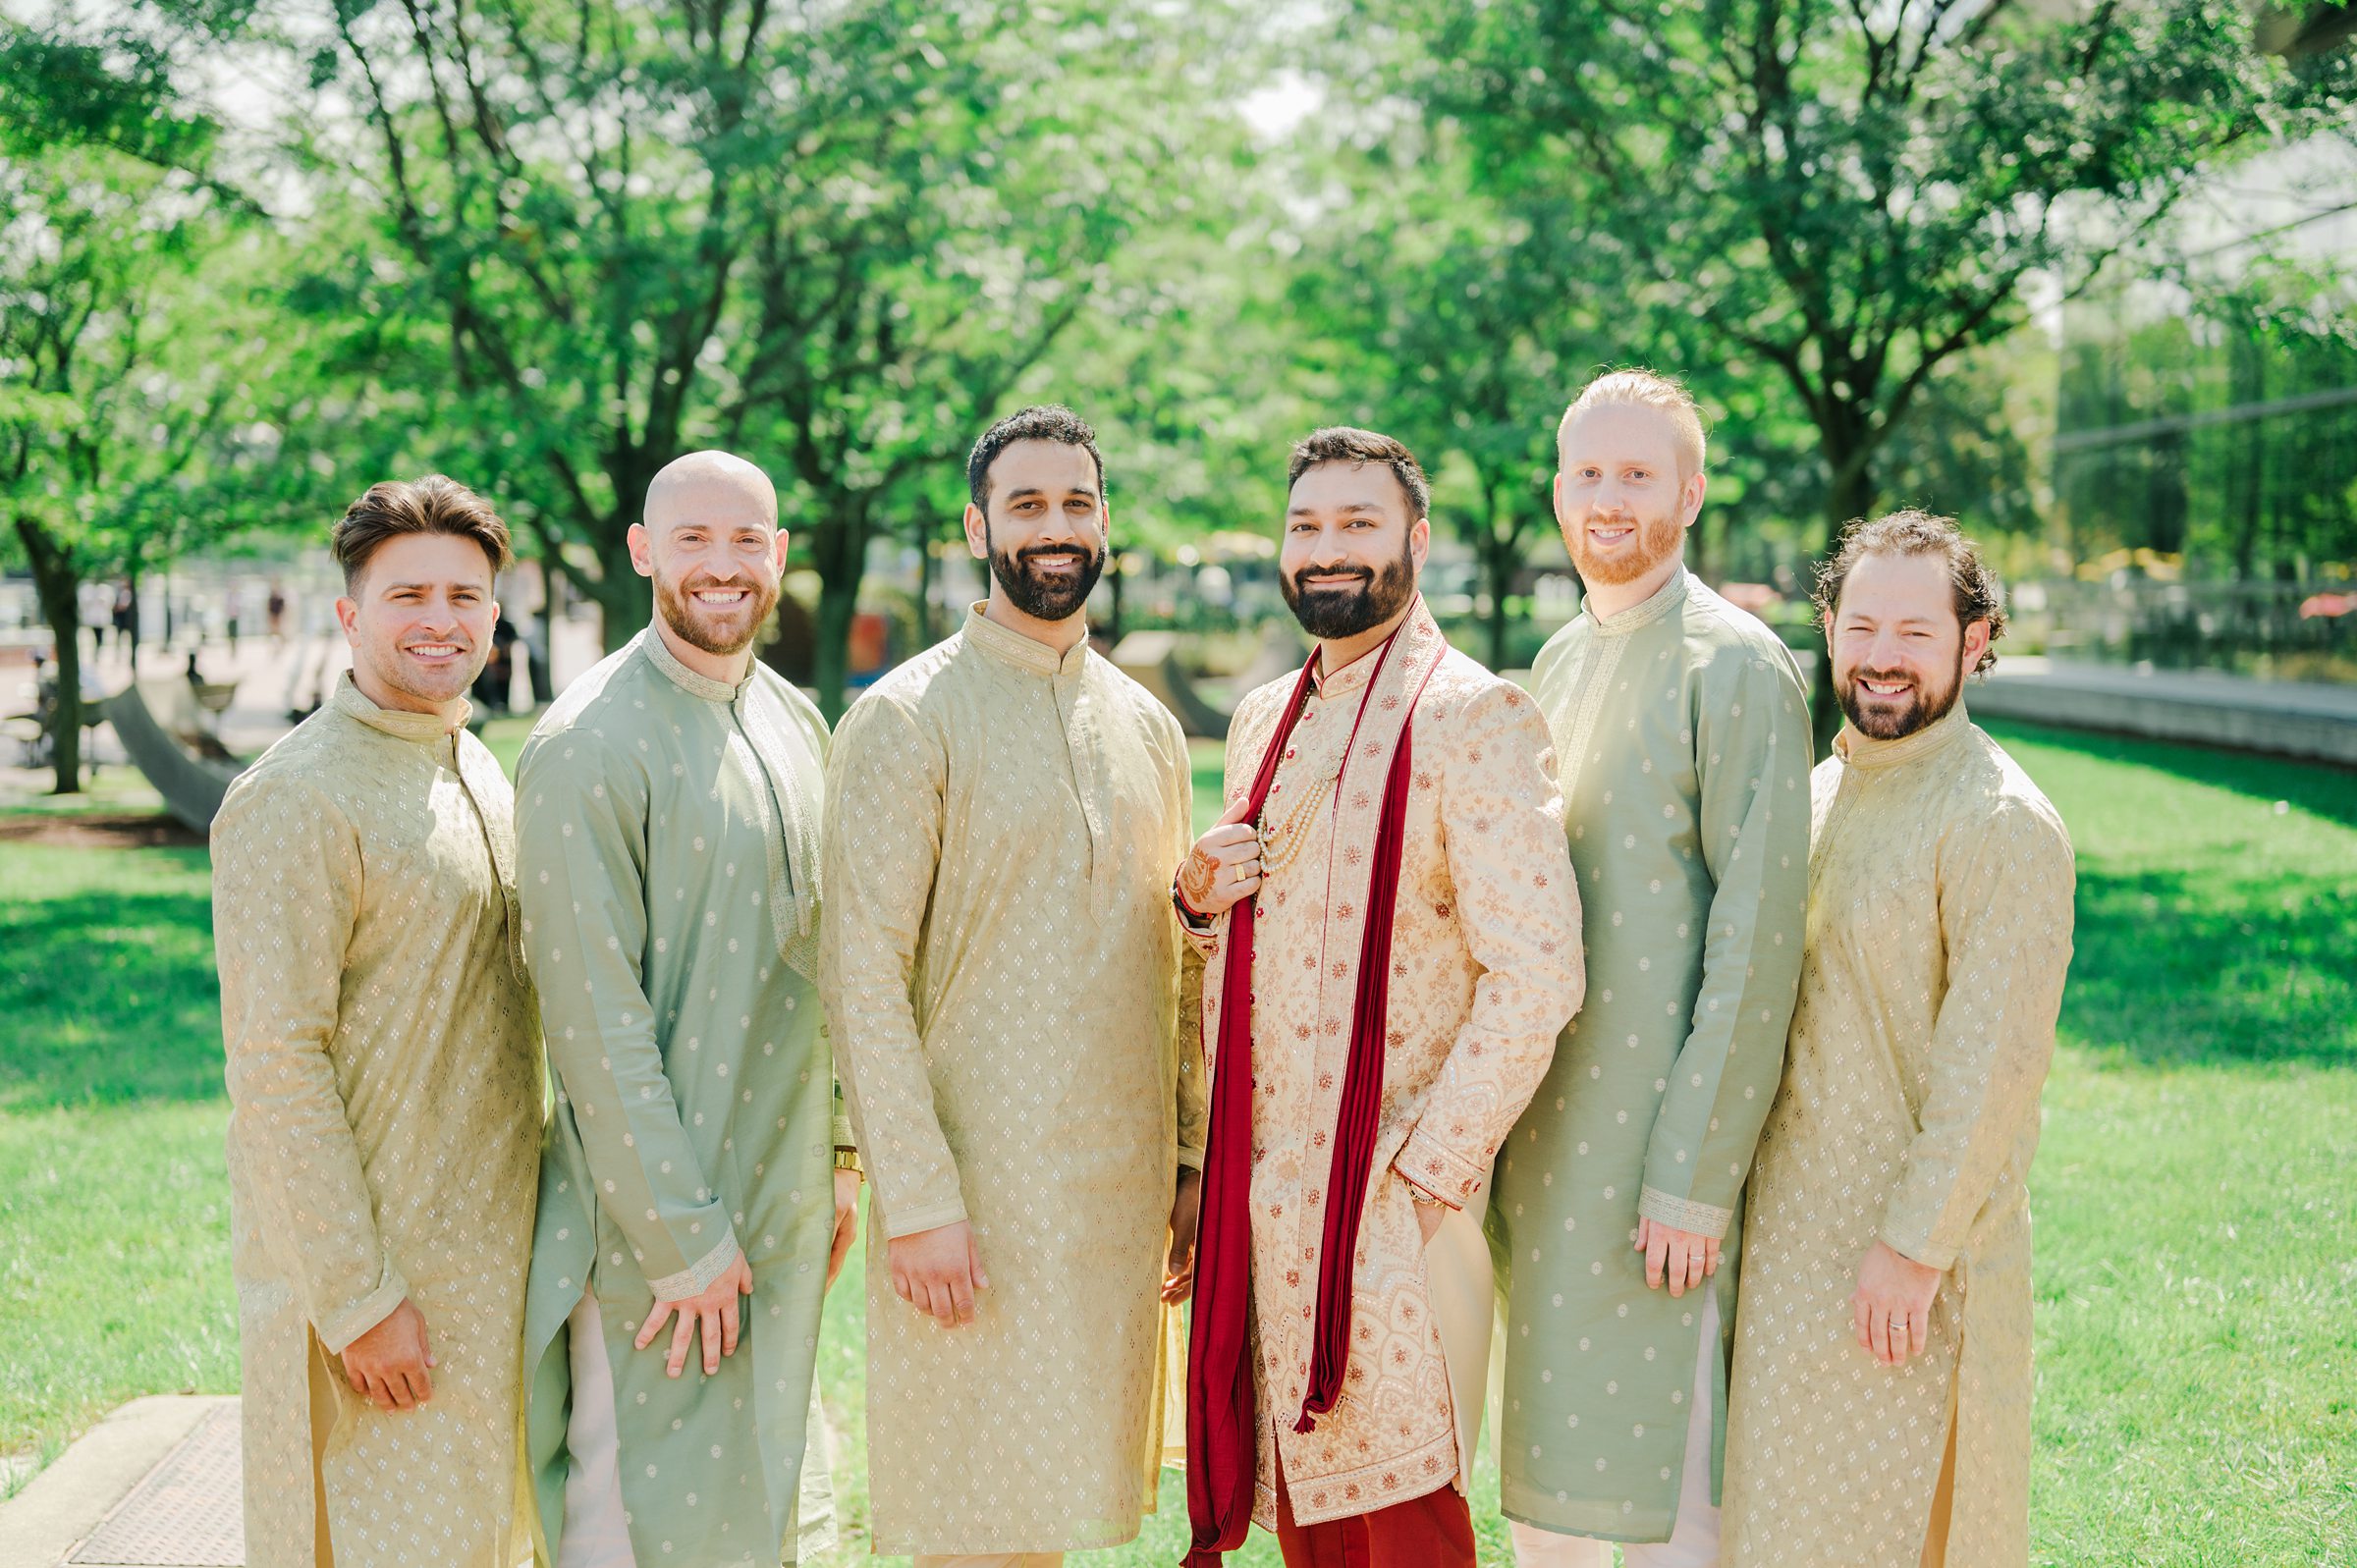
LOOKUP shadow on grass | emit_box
[0,847,224,1110]
[2066,861,2356,1071]
[1981,716,2357,832]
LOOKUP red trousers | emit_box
[1273,1468,1479,1568]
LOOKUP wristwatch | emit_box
[832,1146,864,1177]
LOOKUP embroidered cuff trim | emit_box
[1638,1185,1733,1240]
[647,1232,740,1303]
[1398,1125,1484,1207]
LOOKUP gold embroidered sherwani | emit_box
[212,676,540,1568]
[820,606,1206,1556]
[1724,704,2075,1567]
[1192,602,1584,1528]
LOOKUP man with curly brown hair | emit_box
[1722,511,2076,1568]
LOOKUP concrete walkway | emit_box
[0,1397,242,1568]
[1974,656,2357,765]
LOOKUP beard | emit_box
[654,568,780,657]
[1565,508,1686,587]
[989,535,1107,623]
[1836,650,1966,740]
[1280,541,1417,640]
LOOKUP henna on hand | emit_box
[1179,844,1220,907]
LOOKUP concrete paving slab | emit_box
[66,1402,242,1566]
[0,1398,240,1568]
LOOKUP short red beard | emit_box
[1566,510,1685,586]
[655,571,778,657]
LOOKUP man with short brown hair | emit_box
[214,475,542,1568]
[1723,513,2074,1568]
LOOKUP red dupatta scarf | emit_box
[1183,600,1449,1565]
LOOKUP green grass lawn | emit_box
[2,717,2352,1562]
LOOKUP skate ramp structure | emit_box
[1112,630,1234,739]
[101,682,247,835]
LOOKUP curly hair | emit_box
[966,404,1105,510]
[1812,509,2007,675]
[1286,426,1430,518]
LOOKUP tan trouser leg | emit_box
[1920,1403,1959,1568]
[911,1555,1066,1567]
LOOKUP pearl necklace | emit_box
[1256,751,1341,877]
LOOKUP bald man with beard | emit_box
[517,452,859,1567]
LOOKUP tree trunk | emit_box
[1810,449,1880,754]
[809,502,872,724]
[15,514,85,795]
[1481,535,1515,672]
[916,532,941,645]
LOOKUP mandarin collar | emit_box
[1310,640,1384,700]
[1585,567,1692,637]
[961,602,1091,677]
[1836,699,1972,772]
[332,671,467,741]
[1309,594,1435,699]
[639,623,751,703]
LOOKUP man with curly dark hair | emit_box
[1808,508,2010,738]
[1724,511,2076,1568]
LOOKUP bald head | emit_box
[629,450,789,670]
[644,450,778,535]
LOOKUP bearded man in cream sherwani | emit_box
[1177,426,1584,1568]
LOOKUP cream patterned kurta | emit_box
[1495,568,1811,1542]
[1724,705,2074,1568]
[1195,601,1584,1529]
[516,627,843,1567]
[212,676,540,1568]
[820,606,1204,1556]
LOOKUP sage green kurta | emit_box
[213,676,540,1568]
[517,627,845,1567]
[819,606,1206,1556]
[1724,706,2075,1567]
[1493,569,1811,1542]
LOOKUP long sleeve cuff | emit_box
[1398,1124,1486,1209]
[646,1232,741,1303]
[1639,1185,1734,1241]
[879,1194,968,1241]
[831,1111,856,1150]
[315,1270,411,1357]
[1878,1223,1959,1272]
[1177,1145,1205,1172]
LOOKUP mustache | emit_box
[1850,669,1918,688]
[1013,543,1092,564]
[1290,564,1375,586]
